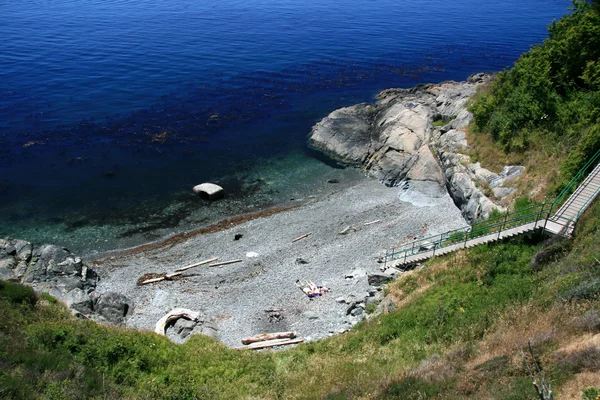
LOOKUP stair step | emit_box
[384,168,599,266]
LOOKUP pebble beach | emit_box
[91,176,467,347]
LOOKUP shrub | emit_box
[0,280,37,307]
[582,387,600,400]
[470,0,600,171]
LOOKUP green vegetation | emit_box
[2,198,600,399]
[470,0,600,192]
[583,387,600,400]
[432,118,447,127]
[2,2,600,399]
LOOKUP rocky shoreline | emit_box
[1,73,527,348]
[0,238,132,325]
[309,72,524,222]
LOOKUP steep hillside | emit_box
[469,0,600,197]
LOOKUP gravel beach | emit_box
[91,175,466,348]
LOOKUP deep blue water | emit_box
[0,0,570,254]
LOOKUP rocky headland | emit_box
[2,74,527,348]
[309,72,524,222]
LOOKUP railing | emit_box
[383,148,600,267]
[383,202,558,267]
[552,147,600,213]
[577,184,600,219]
[382,150,600,264]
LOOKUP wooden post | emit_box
[498,211,509,240]
[384,250,387,270]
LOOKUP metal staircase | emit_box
[384,149,600,269]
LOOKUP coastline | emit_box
[91,175,467,347]
[2,73,528,348]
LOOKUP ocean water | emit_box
[0,0,570,255]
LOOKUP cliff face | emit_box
[309,73,524,222]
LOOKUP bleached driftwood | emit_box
[292,232,312,243]
[140,271,183,285]
[155,308,201,335]
[363,220,381,226]
[241,331,296,345]
[141,277,166,285]
[208,259,242,267]
[238,338,304,350]
[339,226,356,235]
[174,257,219,272]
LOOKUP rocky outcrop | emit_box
[431,99,525,221]
[0,237,132,324]
[309,73,525,222]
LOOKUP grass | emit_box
[3,195,600,399]
[464,121,562,204]
[432,118,447,127]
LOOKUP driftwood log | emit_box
[174,257,219,272]
[238,338,304,350]
[155,308,201,335]
[292,232,312,243]
[208,259,242,267]
[241,331,297,345]
[140,276,165,285]
[140,271,183,285]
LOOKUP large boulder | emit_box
[0,239,33,280]
[193,183,224,201]
[309,103,377,165]
[309,73,524,223]
[94,292,133,324]
[192,321,220,341]
[0,259,14,280]
[309,88,446,188]
[64,288,95,315]
[0,237,131,326]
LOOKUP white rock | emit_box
[193,183,224,200]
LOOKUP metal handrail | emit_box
[576,184,600,219]
[385,202,554,264]
[553,147,600,209]
[384,148,600,266]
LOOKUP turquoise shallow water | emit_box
[5,149,366,255]
[0,0,571,254]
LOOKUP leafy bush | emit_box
[470,1,600,188]
[0,280,37,307]
[582,387,600,400]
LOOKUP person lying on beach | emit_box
[295,280,331,298]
